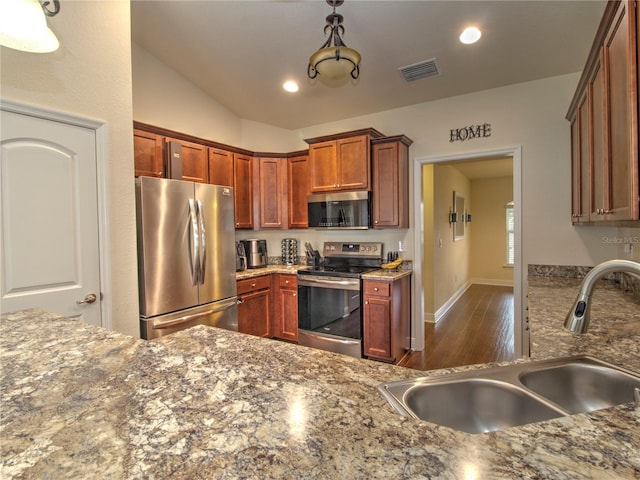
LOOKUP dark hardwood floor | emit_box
[399,284,514,371]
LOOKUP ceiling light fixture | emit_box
[307,0,360,81]
[459,27,481,45]
[283,80,299,93]
[0,0,60,53]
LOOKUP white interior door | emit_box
[1,109,102,327]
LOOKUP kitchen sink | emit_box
[378,356,640,434]
[518,359,640,414]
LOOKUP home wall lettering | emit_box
[449,123,492,142]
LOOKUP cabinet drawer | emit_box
[237,275,271,294]
[278,274,297,289]
[364,281,390,297]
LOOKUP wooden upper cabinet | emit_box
[208,147,234,187]
[258,157,287,229]
[566,0,639,224]
[169,138,208,183]
[288,153,309,229]
[307,131,381,192]
[308,140,338,192]
[133,129,164,178]
[372,136,412,228]
[336,135,370,190]
[234,153,254,229]
[569,92,591,223]
[603,0,637,221]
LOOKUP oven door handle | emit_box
[298,277,360,290]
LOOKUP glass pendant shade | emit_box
[309,46,361,80]
[0,0,59,53]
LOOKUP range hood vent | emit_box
[398,58,439,82]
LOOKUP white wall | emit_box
[132,43,243,147]
[0,1,138,336]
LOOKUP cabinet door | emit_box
[234,153,254,229]
[238,288,271,337]
[258,157,286,229]
[168,138,208,184]
[589,53,607,220]
[363,295,392,361]
[288,154,309,228]
[372,141,409,228]
[309,140,338,192]
[337,135,370,190]
[208,147,234,187]
[603,0,638,221]
[274,275,298,341]
[133,129,164,178]
[570,93,591,223]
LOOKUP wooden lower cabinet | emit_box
[237,276,271,337]
[363,276,411,363]
[272,274,298,341]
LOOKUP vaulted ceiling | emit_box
[131,1,606,130]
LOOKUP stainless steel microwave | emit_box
[307,191,371,229]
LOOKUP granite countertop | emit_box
[237,264,412,281]
[1,274,639,478]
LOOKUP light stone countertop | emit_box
[1,271,639,479]
[236,264,413,281]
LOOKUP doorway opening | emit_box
[411,146,524,366]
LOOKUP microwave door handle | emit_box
[188,199,199,286]
[196,199,206,284]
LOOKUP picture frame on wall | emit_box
[453,190,465,241]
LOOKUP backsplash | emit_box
[528,264,640,304]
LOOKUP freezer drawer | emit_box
[140,297,238,340]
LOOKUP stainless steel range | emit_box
[297,241,383,358]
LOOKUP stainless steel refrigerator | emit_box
[135,176,238,339]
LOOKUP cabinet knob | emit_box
[374,287,379,292]
[157,171,164,177]
[293,293,297,297]
[251,283,256,287]
[365,301,369,305]
[285,280,289,284]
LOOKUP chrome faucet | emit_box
[565,259,640,333]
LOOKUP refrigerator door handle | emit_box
[151,297,238,330]
[196,199,206,284]
[188,198,200,286]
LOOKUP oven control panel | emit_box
[323,242,383,258]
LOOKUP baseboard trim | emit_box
[433,281,472,323]
[469,277,514,287]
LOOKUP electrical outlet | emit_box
[624,243,633,255]
[398,240,405,252]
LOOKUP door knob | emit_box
[77,293,97,305]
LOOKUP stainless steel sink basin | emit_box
[519,358,640,414]
[378,356,640,434]
[387,378,566,434]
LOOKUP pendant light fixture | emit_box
[0,0,61,53]
[308,0,361,81]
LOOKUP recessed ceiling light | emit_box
[460,27,481,45]
[283,80,299,93]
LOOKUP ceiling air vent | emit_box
[398,58,439,82]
